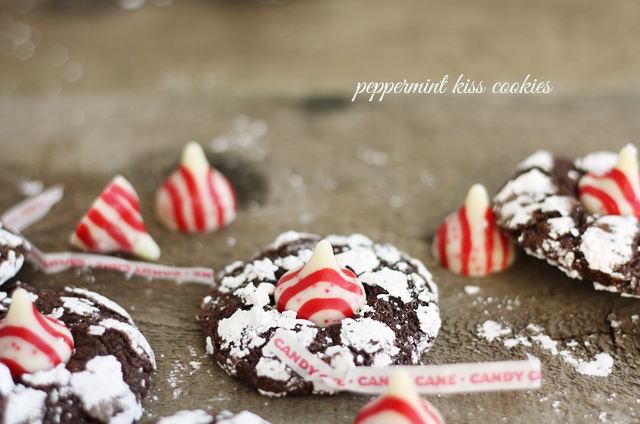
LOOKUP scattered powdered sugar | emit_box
[580,216,639,279]
[547,216,578,238]
[335,247,379,275]
[219,259,279,293]
[4,384,47,424]
[0,226,25,285]
[516,150,554,172]
[464,286,481,295]
[416,304,441,337]
[216,410,272,424]
[560,352,613,377]
[88,325,106,336]
[479,320,614,377]
[477,320,512,341]
[233,283,275,308]
[156,409,214,424]
[494,168,556,204]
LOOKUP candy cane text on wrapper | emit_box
[265,329,542,395]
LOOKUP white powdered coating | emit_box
[217,306,318,358]
[547,216,577,239]
[256,357,291,381]
[0,362,14,396]
[156,410,214,424]
[494,168,556,204]
[580,215,638,278]
[516,150,554,172]
[325,233,374,248]
[4,385,47,424]
[206,337,214,355]
[61,296,101,316]
[359,268,411,303]
[70,355,142,424]
[500,195,574,229]
[89,325,107,336]
[478,320,511,342]
[69,287,134,324]
[0,250,24,286]
[273,254,305,271]
[271,231,316,249]
[49,307,64,319]
[234,283,275,308]
[219,258,278,293]
[340,318,399,360]
[323,345,356,376]
[575,151,618,174]
[374,245,402,264]
[416,304,441,337]
[98,319,156,368]
[21,363,71,387]
[335,247,379,275]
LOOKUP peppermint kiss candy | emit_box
[354,370,445,424]
[578,144,640,218]
[71,175,161,261]
[156,141,237,233]
[432,184,515,276]
[0,288,74,379]
[274,239,366,327]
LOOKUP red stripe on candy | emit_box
[277,268,303,288]
[207,168,225,228]
[436,221,448,269]
[87,209,133,251]
[0,326,62,366]
[75,223,98,250]
[101,191,145,232]
[296,298,353,321]
[277,268,363,312]
[484,207,495,275]
[107,183,140,213]
[354,396,436,424]
[164,180,188,231]
[458,206,472,276]
[180,166,205,231]
[0,358,29,379]
[578,186,620,215]
[499,230,509,270]
[608,169,640,217]
[35,306,74,351]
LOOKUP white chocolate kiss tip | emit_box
[274,239,367,327]
[181,141,210,176]
[464,184,490,222]
[615,144,638,180]
[70,175,161,262]
[0,288,74,378]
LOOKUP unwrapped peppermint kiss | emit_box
[578,144,640,218]
[274,240,366,327]
[353,369,445,424]
[432,184,515,276]
[156,141,237,233]
[0,288,74,379]
[71,175,161,261]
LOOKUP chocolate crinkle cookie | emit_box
[493,150,640,296]
[198,231,440,396]
[0,223,30,286]
[0,282,156,424]
[149,410,272,424]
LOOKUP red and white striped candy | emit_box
[156,141,237,233]
[354,370,445,424]
[70,175,161,261]
[0,288,74,379]
[432,184,515,276]
[274,240,366,327]
[578,144,640,218]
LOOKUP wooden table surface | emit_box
[2,1,640,423]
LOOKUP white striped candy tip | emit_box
[70,175,161,261]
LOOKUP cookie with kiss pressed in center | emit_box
[198,231,440,396]
[0,282,156,424]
